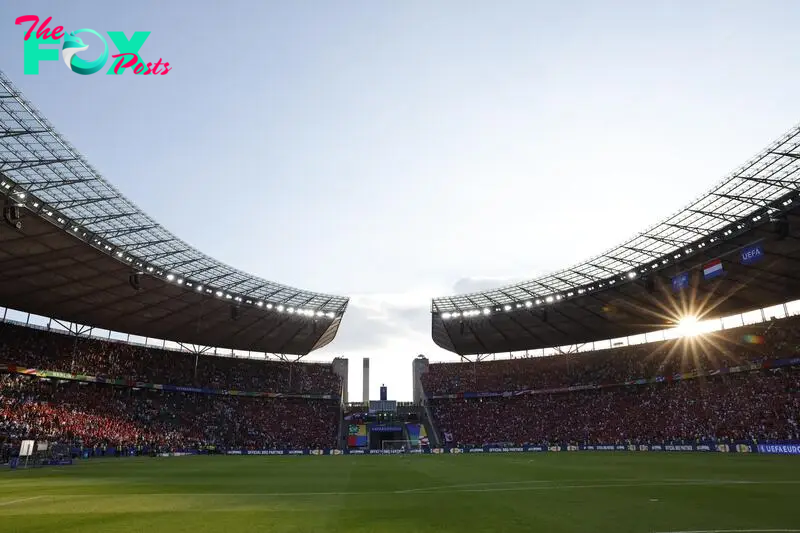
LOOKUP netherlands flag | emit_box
[703,259,724,280]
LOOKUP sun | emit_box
[676,315,701,337]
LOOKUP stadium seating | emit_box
[431,369,800,446]
[0,374,339,452]
[422,316,800,395]
[426,316,800,446]
[0,323,341,394]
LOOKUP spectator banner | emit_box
[426,357,800,399]
[0,365,338,400]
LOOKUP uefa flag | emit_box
[703,259,724,280]
[672,272,690,292]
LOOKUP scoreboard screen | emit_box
[369,400,396,413]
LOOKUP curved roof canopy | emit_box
[0,70,348,355]
[432,123,800,355]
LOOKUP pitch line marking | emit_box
[0,496,42,507]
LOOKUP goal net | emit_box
[13,440,71,469]
[381,440,418,451]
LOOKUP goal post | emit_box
[381,440,418,451]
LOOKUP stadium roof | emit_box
[432,123,800,356]
[0,70,348,356]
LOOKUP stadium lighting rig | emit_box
[0,176,342,322]
[436,192,800,322]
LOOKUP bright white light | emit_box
[483,308,491,315]
[287,307,295,314]
[215,291,223,297]
[266,303,273,309]
[276,305,285,312]
[627,272,637,279]
[545,296,554,303]
[524,301,532,308]
[17,192,25,199]
[166,274,175,281]
[503,304,512,311]
[676,315,701,337]
[316,311,324,317]
[197,285,203,292]
[325,312,335,318]
[257,301,264,307]
[177,279,184,285]
[442,312,452,320]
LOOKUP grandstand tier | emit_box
[0,70,347,355]
[431,125,800,355]
[423,314,800,446]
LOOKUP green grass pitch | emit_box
[1,453,799,532]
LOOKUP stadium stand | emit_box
[0,323,342,395]
[431,369,800,446]
[422,315,800,396]
[425,316,800,446]
[0,374,339,454]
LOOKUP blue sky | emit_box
[1,0,799,400]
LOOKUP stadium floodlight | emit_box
[524,301,532,308]
[545,296,554,303]
[276,305,285,312]
[257,301,263,307]
[316,310,323,317]
[442,312,452,320]
[627,272,636,279]
[215,290,223,297]
[17,192,25,199]
[225,294,233,299]
[502,305,511,311]
[196,285,203,291]
[266,303,273,309]
[166,274,175,281]
[177,279,183,285]
[483,308,491,315]
[287,307,295,314]
[325,311,335,318]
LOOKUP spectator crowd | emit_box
[0,323,341,395]
[422,316,800,395]
[0,374,339,454]
[432,368,800,446]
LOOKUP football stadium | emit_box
[2,7,800,533]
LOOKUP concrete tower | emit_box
[362,357,370,404]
